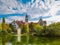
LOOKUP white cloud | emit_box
[27,0,60,25]
[5,19,12,23]
[43,15,60,25]
[0,16,25,23]
[9,16,24,21]
[0,0,27,14]
[0,0,60,25]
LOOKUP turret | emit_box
[25,14,28,24]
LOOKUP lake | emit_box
[0,35,60,45]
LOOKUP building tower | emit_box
[25,14,28,24]
[39,18,43,26]
[25,14,29,34]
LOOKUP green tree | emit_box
[0,24,2,31]
[22,24,29,34]
[29,22,43,35]
[29,22,35,31]
[47,22,60,36]
[34,24,43,33]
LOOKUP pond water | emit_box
[0,35,60,45]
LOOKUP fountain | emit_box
[17,28,21,42]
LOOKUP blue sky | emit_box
[0,0,60,25]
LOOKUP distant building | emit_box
[25,14,28,24]
[11,20,19,29]
[39,18,46,26]
[10,20,19,33]
[25,14,29,34]
[39,18,44,26]
[16,21,25,26]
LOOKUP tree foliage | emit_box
[29,22,43,34]
[0,24,2,31]
[47,22,60,36]
[22,24,29,34]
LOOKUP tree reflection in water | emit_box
[0,34,60,45]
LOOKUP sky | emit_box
[0,0,60,25]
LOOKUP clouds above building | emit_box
[0,0,60,25]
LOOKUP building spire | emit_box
[25,14,28,24]
[39,18,43,26]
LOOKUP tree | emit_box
[34,24,43,33]
[0,24,2,31]
[47,22,60,36]
[29,22,35,31]
[3,24,9,31]
[22,24,29,34]
[29,22,43,35]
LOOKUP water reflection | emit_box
[0,35,60,45]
